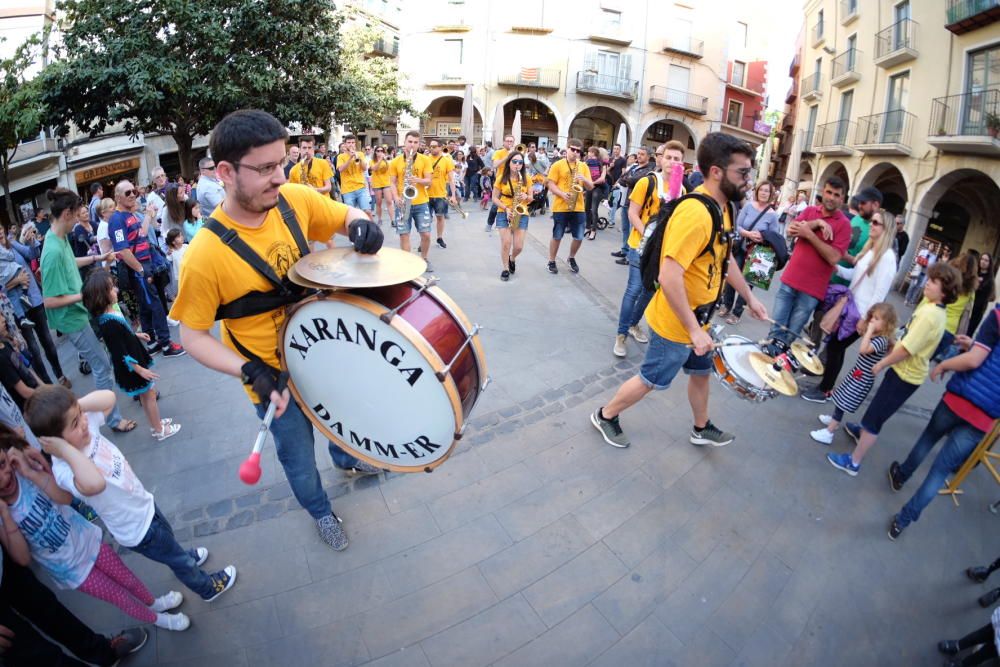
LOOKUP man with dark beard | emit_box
[590,133,767,449]
[170,110,385,552]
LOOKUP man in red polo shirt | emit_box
[766,177,851,352]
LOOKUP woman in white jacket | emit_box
[806,211,898,401]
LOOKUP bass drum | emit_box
[280,278,488,473]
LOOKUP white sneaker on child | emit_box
[152,422,181,441]
[195,547,209,566]
[150,591,183,613]
[817,414,834,426]
[155,612,190,631]
[810,428,834,445]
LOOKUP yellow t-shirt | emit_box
[388,153,432,206]
[492,148,510,180]
[287,158,333,190]
[894,301,947,385]
[428,154,455,199]
[369,160,391,189]
[169,184,348,400]
[493,175,529,209]
[627,175,687,249]
[335,153,368,194]
[547,159,589,213]
[644,185,732,344]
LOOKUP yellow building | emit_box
[396,0,772,163]
[787,0,1000,288]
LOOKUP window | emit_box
[846,34,857,69]
[885,71,910,142]
[443,39,463,65]
[732,61,746,87]
[727,100,743,127]
[893,1,911,49]
[734,21,748,48]
[648,121,674,142]
[667,64,691,105]
[817,9,824,37]
[836,90,853,143]
[968,44,1000,92]
[846,0,857,14]
[602,9,622,30]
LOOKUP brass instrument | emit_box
[510,177,528,229]
[514,143,526,153]
[448,198,469,219]
[399,149,417,224]
[298,158,314,187]
[567,171,584,209]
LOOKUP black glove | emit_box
[348,218,384,254]
[240,360,287,404]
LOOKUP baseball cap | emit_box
[855,186,883,204]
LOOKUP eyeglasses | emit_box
[727,167,753,180]
[122,189,138,197]
[202,165,216,171]
[232,161,282,176]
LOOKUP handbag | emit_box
[742,242,778,290]
[819,295,850,335]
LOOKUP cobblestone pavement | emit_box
[47,205,998,666]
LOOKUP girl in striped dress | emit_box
[810,302,897,445]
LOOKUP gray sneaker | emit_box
[347,461,382,476]
[317,513,348,551]
[591,408,630,448]
[690,421,735,447]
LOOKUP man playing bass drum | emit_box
[170,110,384,553]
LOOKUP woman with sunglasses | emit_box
[492,151,532,281]
[369,147,393,226]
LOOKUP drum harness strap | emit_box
[203,194,313,367]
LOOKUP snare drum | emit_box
[281,278,488,473]
[711,335,777,403]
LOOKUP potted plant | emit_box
[987,112,1000,138]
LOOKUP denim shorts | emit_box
[342,187,372,212]
[552,212,585,241]
[496,211,529,230]
[859,368,920,435]
[429,197,449,217]
[396,202,432,234]
[639,328,713,390]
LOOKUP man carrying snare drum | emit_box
[591,133,767,449]
[170,110,384,552]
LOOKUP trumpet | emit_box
[514,143,526,153]
[448,198,469,219]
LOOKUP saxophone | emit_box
[511,177,528,229]
[567,166,584,210]
[299,158,313,187]
[398,150,416,225]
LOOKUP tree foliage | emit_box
[40,0,390,178]
[0,35,46,226]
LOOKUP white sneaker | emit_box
[150,591,183,613]
[817,414,834,426]
[195,547,209,566]
[810,428,834,445]
[628,325,649,344]
[613,334,627,358]
[155,612,190,631]
[152,422,181,441]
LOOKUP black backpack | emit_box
[638,191,727,293]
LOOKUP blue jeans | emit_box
[254,399,361,520]
[65,326,123,428]
[620,205,630,252]
[617,249,653,335]
[131,506,216,599]
[768,282,820,346]
[896,400,985,528]
[132,272,170,346]
[342,187,372,212]
[639,329,713,390]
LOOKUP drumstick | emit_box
[765,318,816,347]
[684,340,760,350]
[239,401,277,485]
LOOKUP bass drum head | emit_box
[719,335,769,390]
[282,294,461,473]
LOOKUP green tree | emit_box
[335,20,414,134]
[0,35,46,226]
[40,0,360,179]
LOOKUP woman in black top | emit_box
[967,252,996,336]
[69,203,98,280]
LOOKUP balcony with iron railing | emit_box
[813,120,856,155]
[662,36,704,58]
[811,20,825,47]
[9,137,60,165]
[648,86,708,115]
[801,129,816,155]
[831,49,861,87]
[927,89,1000,156]
[946,0,1000,34]
[802,72,823,102]
[875,19,918,68]
[575,71,638,100]
[370,38,399,57]
[855,109,916,155]
[497,69,561,89]
[841,0,859,24]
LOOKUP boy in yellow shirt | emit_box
[427,139,457,249]
[335,134,371,216]
[591,133,766,449]
[388,130,434,269]
[287,135,333,195]
[545,138,593,274]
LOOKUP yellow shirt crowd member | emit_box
[644,185,732,344]
[893,301,947,385]
[492,148,510,181]
[288,157,333,190]
[370,160,391,189]
[547,158,589,214]
[170,184,348,400]
[428,154,455,199]
[388,152,432,206]
[335,152,368,194]
[494,175,528,210]
[627,174,686,249]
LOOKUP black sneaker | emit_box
[79,359,92,375]
[436,237,447,249]
[18,318,34,329]
[568,257,579,273]
[508,257,516,274]
[610,250,626,258]
[937,640,960,656]
[146,342,161,356]
[615,257,628,265]
[888,461,904,492]
[888,515,903,541]
[161,342,186,358]
[967,566,991,583]
[109,627,148,659]
[801,388,830,404]
[500,270,510,282]
[547,261,558,274]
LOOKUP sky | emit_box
[759,1,806,114]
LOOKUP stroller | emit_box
[528,182,548,216]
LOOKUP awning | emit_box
[1,158,60,197]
